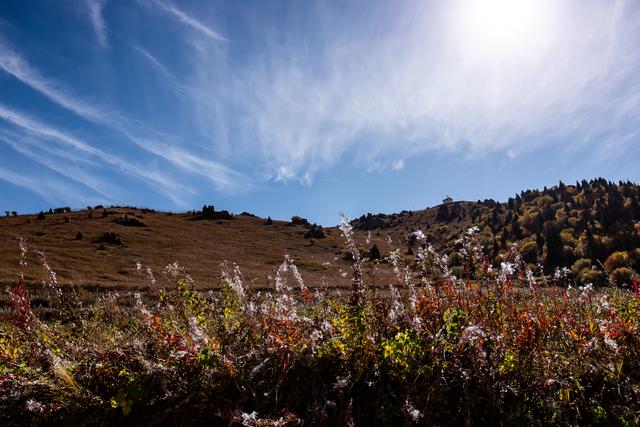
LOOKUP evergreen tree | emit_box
[511,214,522,240]
[543,221,563,270]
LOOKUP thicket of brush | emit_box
[1,222,639,426]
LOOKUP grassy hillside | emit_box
[2,178,640,292]
[0,207,357,289]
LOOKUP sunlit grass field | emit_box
[1,223,639,425]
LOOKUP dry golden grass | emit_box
[0,208,412,290]
[0,208,355,289]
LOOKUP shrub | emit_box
[63,215,70,223]
[604,251,629,274]
[304,225,325,239]
[75,231,83,240]
[527,263,540,275]
[264,216,273,225]
[36,211,46,220]
[450,265,464,279]
[115,216,147,227]
[369,244,381,260]
[560,229,576,246]
[435,204,450,221]
[354,213,387,230]
[576,268,608,287]
[191,208,232,221]
[609,267,635,288]
[98,231,122,245]
[628,248,640,270]
[213,210,233,220]
[520,240,538,264]
[290,215,309,226]
[201,205,215,216]
[447,251,462,267]
[562,245,575,265]
[571,258,592,276]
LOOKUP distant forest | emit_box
[354,178,640,287]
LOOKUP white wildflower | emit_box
[241,411,259,426]
[188,317,206,345]
[411,229,426,242]
[26,399,45,413]
[467,226,480,235]
[220,262,246,301]
[462,325,485,342]
[499,262,515,283]
[554,267,572,282]
[604,335,619,352]
[18,237,28,267]
[321,320,334,334]
[403,399,423,422]
[134,292,151,318]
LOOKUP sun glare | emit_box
[453,0,554,56]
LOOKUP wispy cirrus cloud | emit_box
[84,0,109,48]
[0,164,96,206]
[144,0,227,42]
[0,103,111,159]
[3,0,639,213]
[132,45,188,99]
[186,0,640,184]
[0,37,247,193]
[118,128,248,191]
[0,103,191,205]
[0,38,109,122]
[0,130,115,199]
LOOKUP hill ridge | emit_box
[2,177,640,289]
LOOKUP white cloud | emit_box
[187,0,640,183]
[132,45,189,99]
[391,160,404,171]
[0,103,191,205]
[0,130,115,199]
[3,0,639,200]
[0,164,92,206]
[85,0,108,48]
[145,0,227,42]
[0,38,109,122]
[0,38,247,193]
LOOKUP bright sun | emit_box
[453,0,554,56]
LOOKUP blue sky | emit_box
[1,0,639,225]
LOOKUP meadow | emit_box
[1,221,639,426]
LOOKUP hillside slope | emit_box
[0,208,357,289]
[352,178,640,286]
[2,178,640,289]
